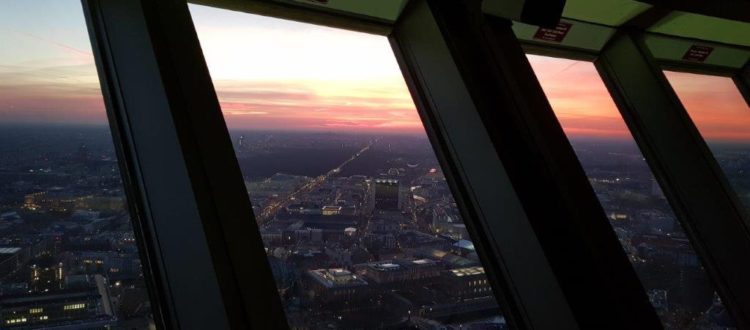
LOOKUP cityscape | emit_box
[569,137,746,329]
[0,125,153,329]
[1,123,747,329]
[232,131,504,329]
[0,3,748,329]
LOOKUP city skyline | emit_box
[0,2,746,328]
[0,2,748,140]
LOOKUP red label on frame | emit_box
[533,22,572,43]
[682,45,714,62]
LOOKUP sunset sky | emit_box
[665,71,750,142]
[0,1,747,140]
[527,55,634,140]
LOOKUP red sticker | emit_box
[533,22,572,43]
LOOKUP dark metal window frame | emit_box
[82,0,593,328]
[392,1,670,329]
[595,30,750,328]
[522,35,750,327]
[78,0,750,329]
[82,0,287,328]
[733,62,750,107]
[485,11,750,329]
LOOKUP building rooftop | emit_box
[449,266,486,277]
[0,247,22,254]
[307,268,368,288]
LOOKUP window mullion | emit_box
[596,30,750,329]
[82,0,287,328]
[390,0,660,328]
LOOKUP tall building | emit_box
[374,179,400,210]
[30,262,64,292]
[75,143,90,162]
[237,135,246,151]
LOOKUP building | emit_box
[321,205,342,215]
[0,247,24,280]
[374,179,400,210]
[30,262,64,292]
[1,275,115,328]
[441,267,494,299]
[306,268,369,303]
[285,202,322,215]
[354,259,442,285]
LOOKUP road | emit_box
[257,140,375,224]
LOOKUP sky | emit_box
[0,1,748,140]
[527,55,634,140]
[528,55,750,142]
[0,0,104,125]
[665,71,750,142]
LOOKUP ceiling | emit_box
[513,0,750,68]
[195,0,750,69]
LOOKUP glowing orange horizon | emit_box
[528,55,750,143]
[0,3,748,141]
[527,55,634,140]
[664,71,750,142]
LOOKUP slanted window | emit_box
[189,5,506,328]
[528,55,735,329]
[665,71,750,213]
[0,1,154,328]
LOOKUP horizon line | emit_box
[1,121,750,144]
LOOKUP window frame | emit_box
[82,0,287,328]
[481,11,750,329]
[391,1,661,328]
[78,0,750,328]
[524,44,750,326]
[735,63,750,107]
[515,22,750,328]
[595,30,750,328]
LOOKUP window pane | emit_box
[190,5,506,328]
[664,71,750,213]
[528,55,734,329]
[0,1,154,328]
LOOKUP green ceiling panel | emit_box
[288,0,408,21]
[649,11,750,47]
[645,34,750,68]
[562,0,651,26]
[513,19,616,52]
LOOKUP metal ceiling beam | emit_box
[190,0,392,35]
[635,0,750,23]
[622,5,671,29]
[482,0,566,27]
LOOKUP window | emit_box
[0,1,154,328]
[189,5,506,328]
[63,303,86,311]
[528,55,734,329]
[664,71,750,213]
